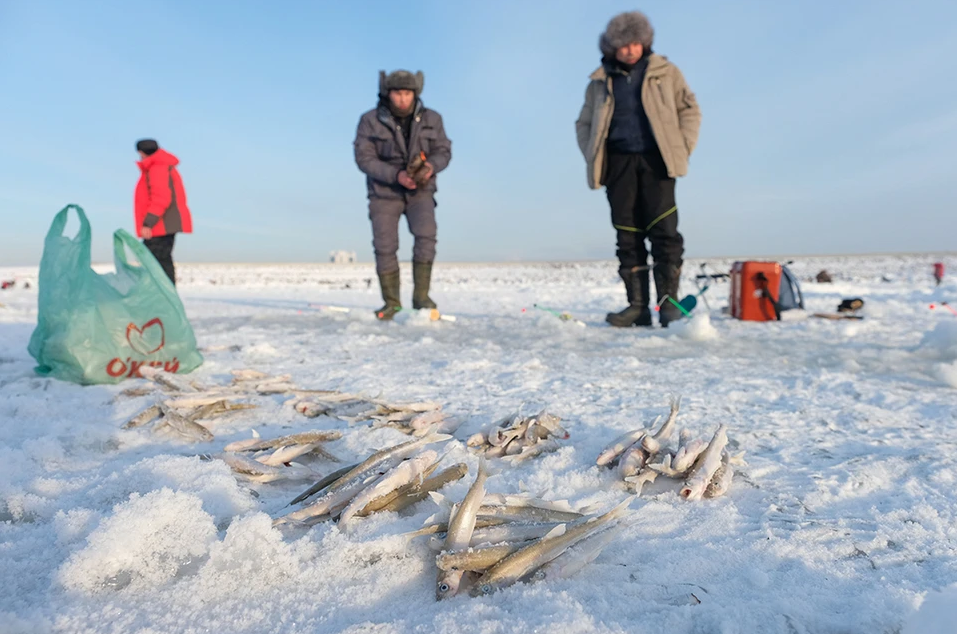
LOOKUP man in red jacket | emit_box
[134,139,192,285]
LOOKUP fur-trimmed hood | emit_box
[599,11,654,56]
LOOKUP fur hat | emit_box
[599,11,654,56]
[135,139,159,156]
[378,70,425,98]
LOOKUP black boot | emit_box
[654,263,683,327]
[412,261,437,310]
[606,267,652,327]
[375,271,402,321]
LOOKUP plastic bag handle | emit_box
[46,204,91,241]
[45,204,92,266]
[112,229,176,290]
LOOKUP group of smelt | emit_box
[119,369,743,599]
[466,411,570,463]
[410,461,633,599]
[122,367,461,441]
[596,397,745,501]
[272,433,463,527]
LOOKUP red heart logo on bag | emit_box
[126,318,166,355]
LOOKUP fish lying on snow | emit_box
[219,452,317,483]
[358,463,468,517]
[414,467,629,599]
[339,450,439,525]
[157,405,214,442]
[275,433,454,526]
[467,411,568,461]
[218,429,344,481]
[436,459,490,600]
[680,424,728,501]
[223,430,342,453]
[595,396,745,500]
[469,496,634,597]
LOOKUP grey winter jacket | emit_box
[354,101,452,200]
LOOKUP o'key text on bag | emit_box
[106,317,179,377]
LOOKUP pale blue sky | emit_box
[1,0,955,265]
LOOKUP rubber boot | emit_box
[375,271,402,321]
[412,261,437,310]
[606,267,652,327]
[654,264,683,327]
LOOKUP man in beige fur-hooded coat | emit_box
[576,11,701,328]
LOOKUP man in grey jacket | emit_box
[576,12,701,328]
[354,70,453,320]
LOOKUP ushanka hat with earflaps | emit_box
[599,11,654,56]
[378,70,425,98]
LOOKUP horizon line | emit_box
[1,249,954,270]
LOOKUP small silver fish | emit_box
[339,450,438,525]
[596,429,646,467]
[672,437,708,473]
[501,439,559,464]
[123,405,163,429]
[220,452,316,483]
[470,497,633,596]
[233,430,342,452]
[256,443,321,467]
[296,401,331,418]
[535,523,626,580]
[681,425,729,501]
[276,433,450,525]
[436,542,527,572]
[467,432,487,447]
[138,366,197,393]
[704,455,734,499]
[160,406,214,442]
[617,443,648,479]
[476,504,582,524]
[437,459,489,601]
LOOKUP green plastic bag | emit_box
[28,205,204,385]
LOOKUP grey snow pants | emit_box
[369,193,437,275]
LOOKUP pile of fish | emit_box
[466,411,569,463]
[119,367,339,442]
[218,429,344,483]
[273,433,465,527]
[121,381,260,443]
[411,461,633,599]
[596,397,744,500]
[122,367,454,441]
[282,384,459,438]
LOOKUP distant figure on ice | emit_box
[134,139,192,286]
[576,11,701,328]
[354,70,453,320]
[934,262,945,286]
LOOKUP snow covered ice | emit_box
[1,255,956,634]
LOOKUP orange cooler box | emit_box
[730,261,782,321]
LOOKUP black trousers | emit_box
[144,234,176,285]
[605,152,684,272]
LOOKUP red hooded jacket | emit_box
[134,149,192,238]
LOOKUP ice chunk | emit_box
[669,312,719,342]
[57,489,216,593]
